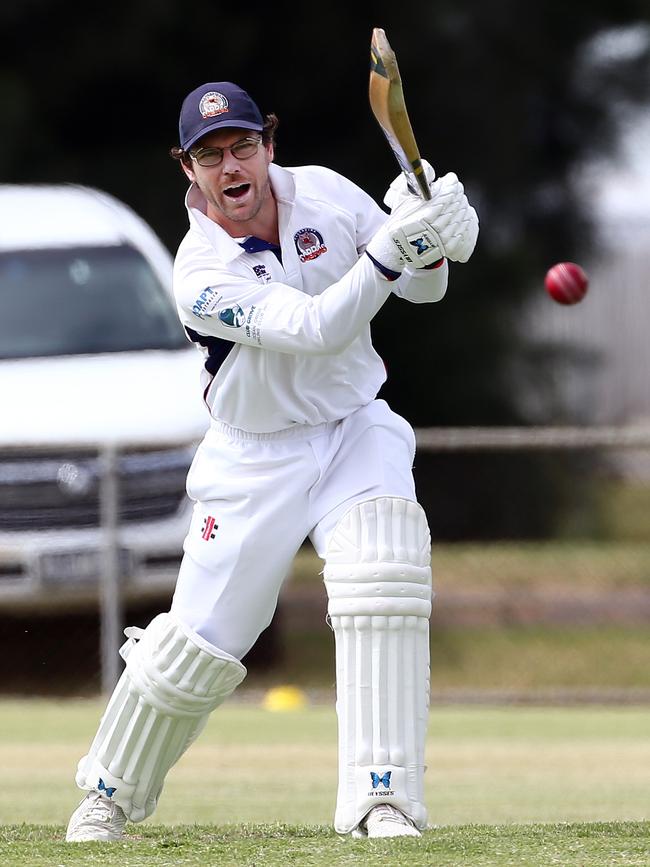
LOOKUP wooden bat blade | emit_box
[369,27,431,200]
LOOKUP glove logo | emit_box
[294,228,327,263]
[409,236,431,256]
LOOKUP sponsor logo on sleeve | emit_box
[191,286,222,320]
[218,305,246,327]
[244,304,264,345]
[293,228,327,263]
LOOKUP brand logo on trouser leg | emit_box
[201,516,218,541]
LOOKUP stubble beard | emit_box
[205,177,272,225]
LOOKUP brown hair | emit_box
[169,112,279,164]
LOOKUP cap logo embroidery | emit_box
[199,91,229,118]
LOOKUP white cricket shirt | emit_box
[173,163,448,432]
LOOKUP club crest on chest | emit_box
[293,227,327,263]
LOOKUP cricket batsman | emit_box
[66,80,478,841]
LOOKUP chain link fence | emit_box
[2,426,650,696]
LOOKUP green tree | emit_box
[2,0,649,536]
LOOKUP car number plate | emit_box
[39,548,132,584]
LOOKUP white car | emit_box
[0,184,209,609]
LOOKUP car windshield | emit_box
[0,245,187,359]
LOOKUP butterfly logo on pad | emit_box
[98,777,116,798]
[370,771,392,789]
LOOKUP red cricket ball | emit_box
[544,262,589,305]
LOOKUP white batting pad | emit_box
[324,497,432,834]
[75,612,246,821]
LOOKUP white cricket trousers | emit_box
[170,399,418,659]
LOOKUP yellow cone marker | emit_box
[262,685,308,712]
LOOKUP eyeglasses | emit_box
[188,136,263,167]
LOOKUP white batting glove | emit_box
[367,172,479,273]
[366,195,438,273]
[383,159,436,212]
[417,172,479,264]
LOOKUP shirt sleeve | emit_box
[309,167,387,253]
[175,251,393,357]
[349,182,388,253]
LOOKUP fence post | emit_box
[99,442,123,695]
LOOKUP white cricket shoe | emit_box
[363,804,421,838]
[65,790,126,842]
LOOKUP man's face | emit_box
[182,127,273,227]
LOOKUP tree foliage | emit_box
[2,1,650,535]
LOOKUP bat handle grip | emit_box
[412,164,431,201]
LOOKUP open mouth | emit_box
[223,183,251,200]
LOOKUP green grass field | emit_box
[0,699,648,865]
[2,822,649,867]
[271,625,650,693]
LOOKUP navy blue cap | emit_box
[179,82,264,151]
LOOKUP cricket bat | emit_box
[369,27,431,201]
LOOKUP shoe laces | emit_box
[369,804,410,825]
[84,792,118,823]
